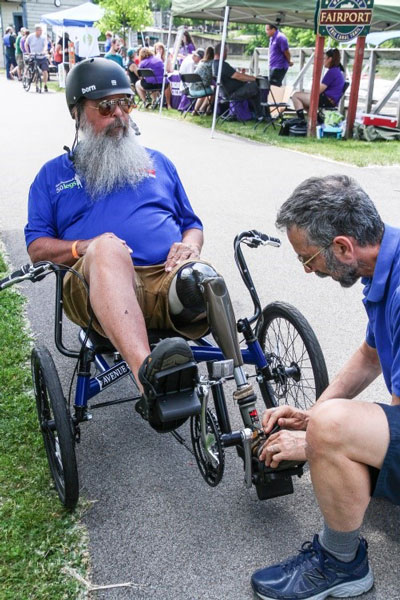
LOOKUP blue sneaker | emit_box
[251,535,374,600]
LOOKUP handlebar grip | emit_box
[0,264,31,290]
[249,230,281,246]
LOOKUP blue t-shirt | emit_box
[25,148,202,266]
[362,225,400,396]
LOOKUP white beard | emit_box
[74,114,153,200]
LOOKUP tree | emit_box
[97,0,152,44]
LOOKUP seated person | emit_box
[213,42,263,121]
[126,47,139,88]
[292,48,345,121]
[135,47,171,109]
[25,58,212,396]
[154,42,173,74]
[191,45,214,115]
[179,47,204,91]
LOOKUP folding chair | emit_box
[257,84,293,132]
[137,68,163,109]
[179,73,214,118]
[318,80,350,123]
[216,83,250,125]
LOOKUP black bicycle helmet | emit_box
[65,57,133,116]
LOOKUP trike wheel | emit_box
[256,301,328,410]
[32,346,79,509]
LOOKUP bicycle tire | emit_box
[256,301,329,410]
[32,346,79,509]
[35,68,42,93]
[22,69,32,91]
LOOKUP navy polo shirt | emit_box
[362,225,400,396]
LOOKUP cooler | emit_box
[362,114,398,129]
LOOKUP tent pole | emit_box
[211,5,230,139]
[62,25,65,77]
[159,12,173,117]
[307,34,325,137]
[345,36,366,139]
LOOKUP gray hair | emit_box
[276,174,384,247]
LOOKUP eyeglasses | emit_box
[297,246,329,271]
[88,97,136,117]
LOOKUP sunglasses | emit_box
[89,97,136,117]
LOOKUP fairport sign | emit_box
[316,0,374,41]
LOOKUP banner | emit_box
[315,0,374,41]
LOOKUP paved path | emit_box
[1,74,400,600]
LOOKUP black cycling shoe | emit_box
[136,337,198,430]
[138,337,194,396]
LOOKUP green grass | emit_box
[0,254,89,600]
[47,79,64,93]
[157,109,400,167]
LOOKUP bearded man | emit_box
[25,57,211,395]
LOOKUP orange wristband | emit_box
[71,240,80,260]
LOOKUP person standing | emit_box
[25,25,50,91]
[104,38,123,68]
[265,23,293,87]
[104,31,113,53]
[3,27,17,80]
[55,31,70,75]
[14,27,26,80]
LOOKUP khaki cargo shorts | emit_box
[63,257,212,340]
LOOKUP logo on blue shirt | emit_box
[55,174,83,194]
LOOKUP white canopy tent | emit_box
[41,1,104,82]
[41,2,104,28]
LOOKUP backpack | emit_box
[353,123,400,142]
[279,117,306,137]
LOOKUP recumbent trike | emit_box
[0,230,329,509]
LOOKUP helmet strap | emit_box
[65,102,83,162]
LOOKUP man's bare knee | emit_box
[84,236,134,281]
[306,399,351,458]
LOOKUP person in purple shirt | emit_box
[135,47,171,108]
[252,174,400,600]
[292,48,346,121]
[265,24,293,87]
[179,31,195,60]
